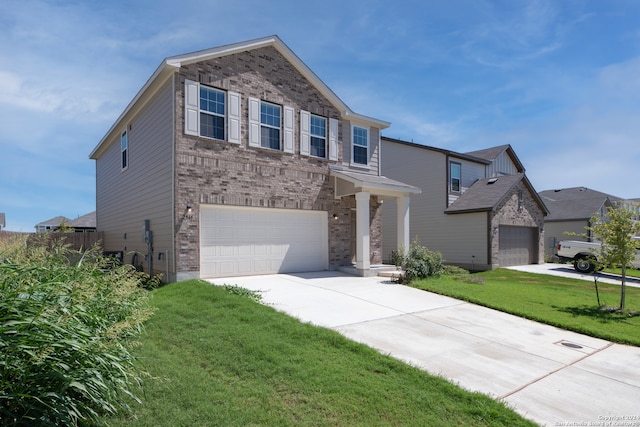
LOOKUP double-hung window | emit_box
[352,125,368,165]
[260,101,281,150]
[450,162,461,192]
[310,115,327,158]
[121,130,128,170]
[199,86,225,140]
[184,79,241,144]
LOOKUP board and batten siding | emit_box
[96,79,174,278]
[381,141,490,269]
[486,150,519,177]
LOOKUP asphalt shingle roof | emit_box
[538,187,621,221]
[445,173,526,213]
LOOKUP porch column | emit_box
[355,191,370,271]
[396,195,410,254]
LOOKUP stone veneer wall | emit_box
[172,46,382,275]
[490,181,546,265]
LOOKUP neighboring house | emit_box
[89,36,419,282]
[35,216,69,233]
[66,211,97,233]
[35,212,97,233]
[538,187,621,258]
[381,138,548,270]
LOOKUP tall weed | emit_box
[0,234,154,426]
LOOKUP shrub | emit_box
[391,240,444,284]
[0,235,154,426]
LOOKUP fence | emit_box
[31,232,105,251]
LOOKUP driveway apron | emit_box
[209,271,640,427]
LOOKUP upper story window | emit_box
[121,130,128,170]
[200,86,225,140]
[450,162,461,192]
[310,115,327,158]
[352,125,368,166]
[184,79,241,144]
[260,101,281,150]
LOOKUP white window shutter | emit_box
[184,79,199,136]
[248,97,260,148]
[329,118,338,161]
[228,92,241,144]
[283,106,294,153]
[300,110,310,156]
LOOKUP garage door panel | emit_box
[200,205,328,278]
[498,226,537,267]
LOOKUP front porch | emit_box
[331,168,421,276]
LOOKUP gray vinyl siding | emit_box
[95,79,174,276]
[448,158,485,205]
[382,141,489,268]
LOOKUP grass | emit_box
[603,266,640,278]
[410,268,640,346]
[101,280,535,426]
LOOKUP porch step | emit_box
[337,264,403,279]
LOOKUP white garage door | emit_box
[200,205,328,278]
[498,226,538,267]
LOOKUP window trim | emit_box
[121,129,128,171]
[259,100,282,151]
[199,85,226,141]
[310,114,327,158]
[449,161,461,193]
[351,125,369,166]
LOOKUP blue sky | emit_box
[2,0,640,231]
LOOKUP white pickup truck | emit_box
[556,238,640,273]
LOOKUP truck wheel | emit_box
[574,257,595,273]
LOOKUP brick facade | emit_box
[490,181,546,265]
[172,46,383,275]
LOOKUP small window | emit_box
[352,126,368,165]
[310,115,327,158]
[200,86,225,140]
[450,162,461,192]
[260,101,281,150]
[121,130,128,170]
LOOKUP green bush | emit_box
[0,235,154,426]
[391,240,444,284]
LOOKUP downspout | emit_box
[170,73,177,282]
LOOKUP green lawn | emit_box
[411,268,640,346]
[603,266,640,278]
[101,280,534,426]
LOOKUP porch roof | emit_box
[331,168,421,199]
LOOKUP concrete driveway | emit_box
[209,271,640,427]
[507,262,640,288]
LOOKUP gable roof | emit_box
[445,173,548,215]
[90,35,389,159]
[67,211,97,229]
[381,137,491,164]
[539,187,622,221]
[464,144,525,173]
[35,216,69,228]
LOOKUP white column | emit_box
[355,191,370,271]
[397,195,410,254]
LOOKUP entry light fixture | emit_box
[332,213,338,220]
[186,205,193,213]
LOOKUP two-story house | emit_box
[381,138,547,270]
[89,36,419,282]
